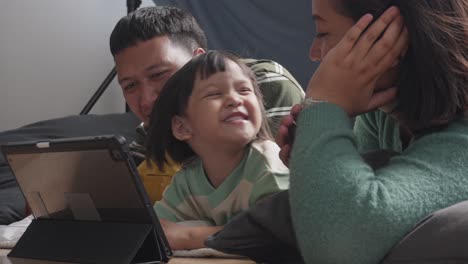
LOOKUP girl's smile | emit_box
[179,59,263,151]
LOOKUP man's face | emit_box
[114,36,194,125]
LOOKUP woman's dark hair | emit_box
[110,6,207,56]
[146,50,272,171]
[334,0,468,129]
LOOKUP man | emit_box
[110,6,304,203]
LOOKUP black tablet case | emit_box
[1,135,171,264]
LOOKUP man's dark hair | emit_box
[146,50,272,171]
[109,6,208,56]
[334,0,468,130]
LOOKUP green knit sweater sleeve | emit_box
[289,103,468,264]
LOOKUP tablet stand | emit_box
[9,218,168,264]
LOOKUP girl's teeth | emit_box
[225,116,244,122]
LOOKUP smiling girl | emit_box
[146,50,289,250]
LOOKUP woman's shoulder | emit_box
[408,116,468,162]
[417,115,468,139]
[447,115,468,132]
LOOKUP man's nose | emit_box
[140,85,158,113]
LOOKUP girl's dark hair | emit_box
[146,50,272,171]
[334,0,468,129]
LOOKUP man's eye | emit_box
[150,71,165,79]
[123,83,136,93]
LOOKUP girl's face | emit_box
[310,0,399,93]
[179,60,262,150]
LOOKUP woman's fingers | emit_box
[276,124,289,147]
[366,86,397,111]
[279,144,291,167]
[276,115,295,147]
[377,26,409,74]
[335,14,374,58]
[276,104,303,167]
[364,13,405,67]
[304,7,406,116]
[290,103,303,120]
[353,6,401,60]
[275,104,302,147]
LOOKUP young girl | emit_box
[146,51,289,250]
[277,1,468,263]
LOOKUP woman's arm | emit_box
[290,103,468,264]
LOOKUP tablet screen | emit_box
[7,148,153,223]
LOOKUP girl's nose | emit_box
[226,93,243,107]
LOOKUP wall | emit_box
[156,0,316,89]
[0,0,154,132]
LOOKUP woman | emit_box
[277,0,468,263]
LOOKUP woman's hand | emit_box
[276,104,303,167]
[307,6,409,116]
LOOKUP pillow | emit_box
[205,191,304,264]
[0,112,140,225]
[381,200,468,264]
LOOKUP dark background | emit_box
[153,0,317,88]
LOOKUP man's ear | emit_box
[172,116,192,141]
[193,48,206,56]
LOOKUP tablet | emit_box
[1,135,172,263]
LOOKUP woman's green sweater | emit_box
[289,103,468,264]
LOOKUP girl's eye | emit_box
[239,87,253,94]
[204,92,222,98]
